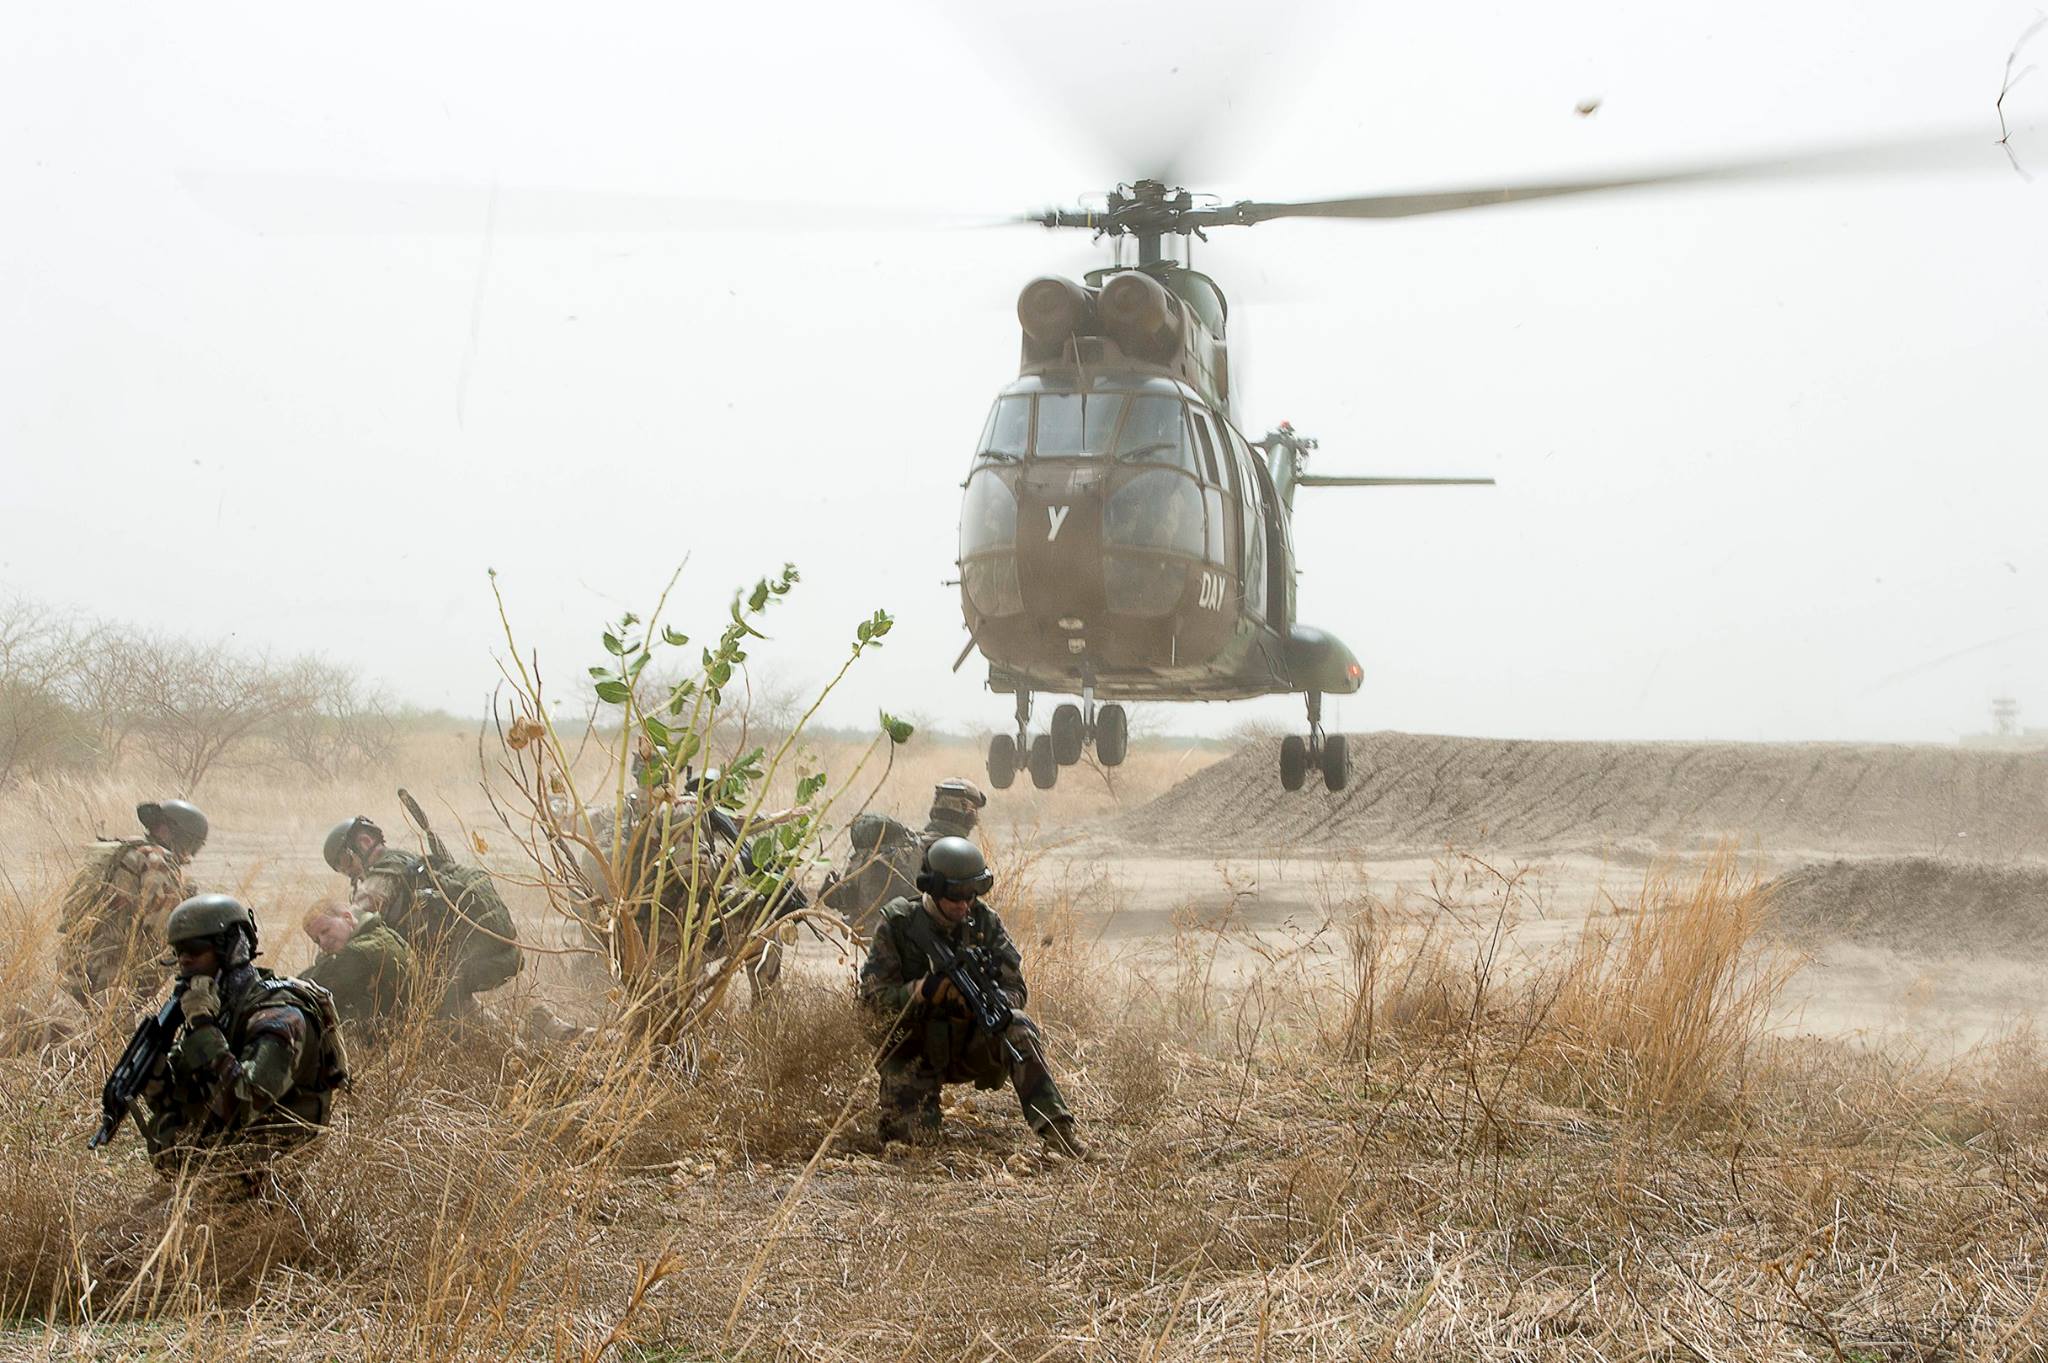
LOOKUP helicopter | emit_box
[955,129,1998,792]
[956,179,1494,793]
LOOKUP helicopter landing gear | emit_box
[987,690,1035,790]
[989,690,1130,791]
[1028,734,1058,789]
[986,733,1017,790]
[1096,703,1128,767]
[1280,691,1349,792]
[1051,703,1085,766]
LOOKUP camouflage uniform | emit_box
[351,848,508,1017]
[857,894,1071,1143]
[57,839,190,1005]
[825,779,986,941]
[303,912,415,1032]
[136,963,345,1177]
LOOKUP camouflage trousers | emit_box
[875,1010,1070,1142]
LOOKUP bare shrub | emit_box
[124,637,320,791]
[270,659,396,781]
[0,595,94,784]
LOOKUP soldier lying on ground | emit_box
[301,899,416,1035]
[322,815,521,1017]
[58,799,209,1007]
[131,895,347,1185]
[858,837,1085,1157]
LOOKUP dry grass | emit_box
[4,749,2048,1359]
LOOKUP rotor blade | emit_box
[1297,475,1497,487]
[178,169,991,236]
[1226,131,2004,224]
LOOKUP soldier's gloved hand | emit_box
[180,974,222,1027]
[919,973,960,1007]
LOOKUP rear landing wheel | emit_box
[1028,733,1059,789]
[1097,704,1128,767]
[1279,735,1308,791]
[1050,704,1084,766]
[1320,733,1349,791]
[987,734,1017,790]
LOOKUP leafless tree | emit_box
[62,643,146,765]
[272,659,397,780]
[0,595,89,784]
[127,636,321,791]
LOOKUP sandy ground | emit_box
[1033,840,2048,1056]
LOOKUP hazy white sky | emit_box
[3,0,2044,745]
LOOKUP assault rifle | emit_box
[397,787,449,862]
[90,981,187,1149]
[909,915,1024,1066]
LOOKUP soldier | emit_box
[134,894,347,1180]
[322,815,520,1017]
[823,777,987,940]
[58,799,209,1006]
[301,900,416,1033]
[922,777,987,843]
[858,837,1085,1157]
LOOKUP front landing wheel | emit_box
[1028,734,1059,789]
[987,734,1017,790]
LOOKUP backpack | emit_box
[401,854,523,992]
[822,814,920,937]
[58,838,146,932]
[265,975,352,1094]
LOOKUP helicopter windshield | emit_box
[1033,393,1125,457]
[1115,396,1190,469]
[976,395,1031,460]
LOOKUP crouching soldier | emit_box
[857,837,1085,1157]
[302,900,416,1037]
[322,815,521,1018]
[134,895,347,1182]
[58,799,208,1006]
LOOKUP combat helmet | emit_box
[137,799,209,858]
[917,836,994,901]
[166,893,259,966]
[926,778,987,838]
[323,816,383,873]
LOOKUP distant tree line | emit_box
[0,592,401,790]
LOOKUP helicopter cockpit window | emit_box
[959,469,1017,556]
[978,396,1030,460]
[1190,413,1222,485]
[1115,396,1191,469]
[1032,393,1125,457]
[1105,470,1205,558]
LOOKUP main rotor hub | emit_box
[1035,180,1218,240]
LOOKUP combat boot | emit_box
[1040,1114,1088,1159]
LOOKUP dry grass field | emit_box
[4,730,2047,1360]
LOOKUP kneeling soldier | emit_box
[858,837,1084,1157]
[135,895,347,1179]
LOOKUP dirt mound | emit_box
[1766,857,2048,956]
[1121,732,2048,858]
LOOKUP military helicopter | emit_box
[956,125,1999,792]
[957,179,1502,793]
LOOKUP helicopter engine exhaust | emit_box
[1016,275,1094,345]
[1098,269,1182,360]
